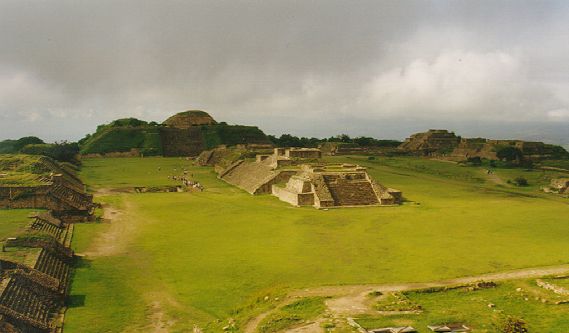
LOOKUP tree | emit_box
[496,146,523,163]
[21,142,80,163]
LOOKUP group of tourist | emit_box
[164,168,204,191]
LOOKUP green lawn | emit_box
[0,209,36,240]
[66,156,569,332]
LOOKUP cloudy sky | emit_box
[1,0,568,146]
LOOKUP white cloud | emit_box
[547,108,569,121]
[359,50,560,122]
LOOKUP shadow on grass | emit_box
[67,294,86,308]
[73,257,92,269]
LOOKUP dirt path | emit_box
[83,197,138,257]
[482,169,508,186]
[245,264,569,333]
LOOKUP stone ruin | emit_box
[0,211,75,332]
[400,129,569,161]
[272,164,402,208]
[0,157,95,222]
[211,146,402,208]
[399,130,460,156]
[544,178,569,195]
[218,147,322,195]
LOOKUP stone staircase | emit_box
[0,277,56,332]
[30,216,73,247]
[323,176,379,206]
[33,250,70,292]
[48,184,93,211]
[220,160,278,194]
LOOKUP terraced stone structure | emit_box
[272,164,402,208]
[218,147,321,194]
[0,156,95,221]
[399,130,460,156]
[401,129,569,161]
[0,212,74,332]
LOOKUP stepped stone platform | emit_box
[272,164,402,209]
[0,211,74,331]
[218,147,321,194]
[0,169,95,221]
[216,147,402,208]
[399,129,460,156]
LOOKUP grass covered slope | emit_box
[79,116,270,156]
[79,117,162,155]
[66,157,569,332]
[0,154,52,186]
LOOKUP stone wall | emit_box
[0,186,51,209]
[160,127,206,157]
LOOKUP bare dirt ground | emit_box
[245,264,569,333]
[482,169,509,186]
[82,199,136,257]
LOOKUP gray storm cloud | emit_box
[0,0,568,146]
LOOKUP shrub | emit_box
[466,156,482,166]
[21,142,80,163]
[497,315,528,333]
[513,177,529,187]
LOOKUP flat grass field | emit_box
[0,208,35,240]
[64,156,569,332]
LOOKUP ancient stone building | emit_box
[218,147,323,194]
[399,130,460,156]
[274,148,322,159]
[401,129,569,161]
[272,164,402,208]
[0,156,95,221]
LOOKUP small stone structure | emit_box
[272,164,402,209]
[548,178,569,194]
[274,147,322,160]
[427,324,471,332]
[369,327,417,333]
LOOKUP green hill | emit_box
[79,114,271,156]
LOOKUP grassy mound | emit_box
[80,117,269,156]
